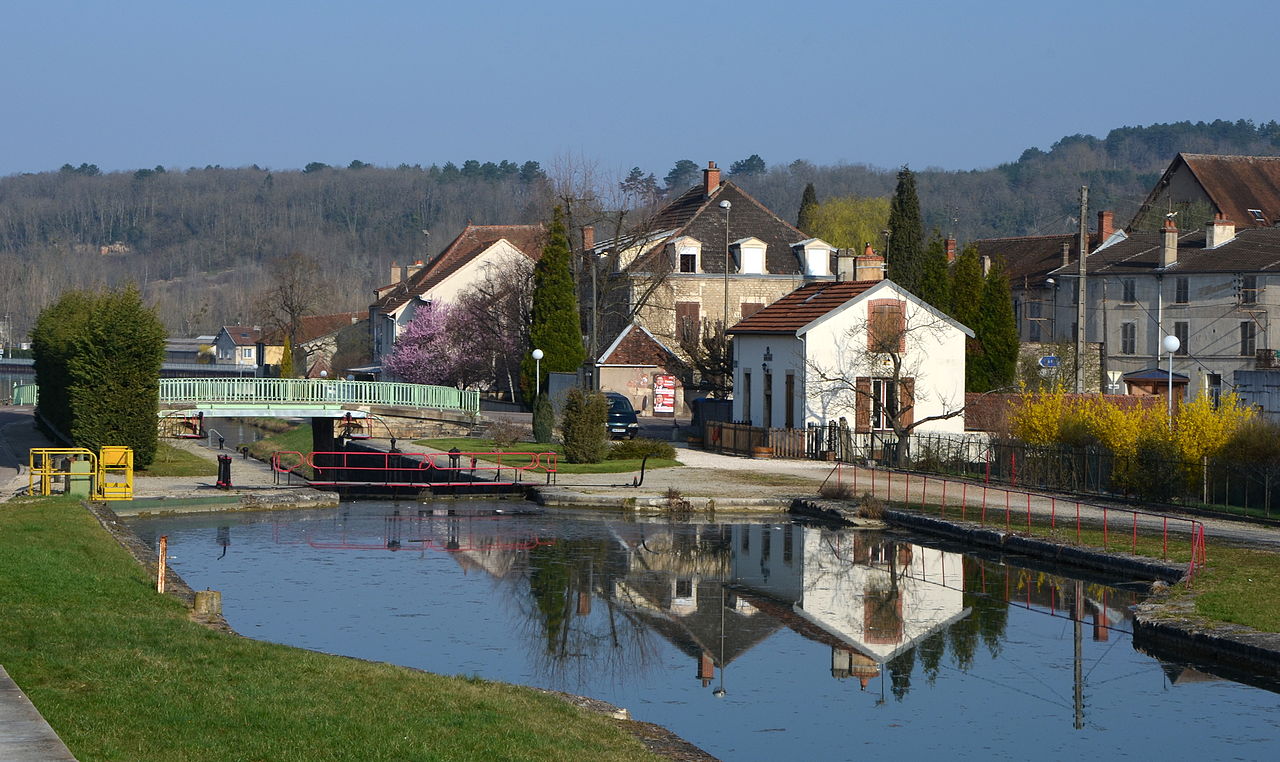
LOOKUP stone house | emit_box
[585,162,836,386]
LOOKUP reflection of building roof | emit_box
[615,579,779,668]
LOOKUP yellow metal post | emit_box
[97,446,134,501]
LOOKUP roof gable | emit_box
[727,279,973,337]
[1181,153,1280,228]
[597,323,681,366]
[372,223,545,312]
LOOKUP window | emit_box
[1121,322,1136,355]
[741,370,752,424]
[871,378,898,431]
[1175,277,1189,304]
[1208,373,1223,409]
[1027,300,1042,342]
[676,302,700,344]
[1240,322,1257,356]
[1122,278,1136,303]
[1173,321,1189,355]
[784,372,796,429]
[1240,274,1259,305]
[740,302,764,319]
[241,347,253,360]
[679,249,697,273]
[1249,209,1266,224]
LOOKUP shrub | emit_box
[532,394,554,443]
[487,420,530,450]
[819,481,856,500]
[608,438,675,461]
[857,493,885,519]
[561,388,608,463]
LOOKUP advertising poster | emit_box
[654,374,676,415]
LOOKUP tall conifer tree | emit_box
[522,206,584,398]
[797,183,818,234]
[971,262,1019,392]
[886,167,925,293]
[948,244,984,329]
[916,231,952,309]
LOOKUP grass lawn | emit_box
[414,437,680,475]
[136,441,218,478]
[0,496,655,762]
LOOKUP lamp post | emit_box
[1162,334,1180,427]
[532,348,544,398]
[719,200,731,329]
[1045,278,1057,340]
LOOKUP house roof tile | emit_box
[726,280,880,334]
[1178,153,1280,228]
[1081,227,1280,275]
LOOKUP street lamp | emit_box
[531,348,544,398]
[1162,334,1180,427]
[719,200,732,329]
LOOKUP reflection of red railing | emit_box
[821,462,1208,583]
[271,450,558,487]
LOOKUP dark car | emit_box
[605,392,640,439]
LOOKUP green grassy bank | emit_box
[0,497,653,762]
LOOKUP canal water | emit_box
[128,503,1280,761]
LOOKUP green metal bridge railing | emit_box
[159,378,479,414]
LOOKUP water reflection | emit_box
[129,506,1280,761]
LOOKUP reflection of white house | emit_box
[369,224,545,370]
[732,526,967,679]
[727,277,972,432]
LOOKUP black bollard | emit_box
[216,454,233,489]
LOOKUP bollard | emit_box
[157,535,167,594]
[194,589,222,617]
[216,454,233,489]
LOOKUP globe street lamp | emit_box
[1162,334,1180,427]
[532,348,544,398]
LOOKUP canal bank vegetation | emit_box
[0,497,656,762]
[416,437,680,474]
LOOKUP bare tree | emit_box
[807,301,965,466]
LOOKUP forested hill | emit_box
[2,119,1278,339]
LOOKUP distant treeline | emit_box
[2,119,1278,340]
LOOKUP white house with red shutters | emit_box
[726,274,971,434]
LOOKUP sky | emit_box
[3,0,1275,180]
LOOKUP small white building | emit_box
[727,277,972,433]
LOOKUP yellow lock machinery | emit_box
[28,446,134,500]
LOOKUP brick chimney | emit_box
[944,237,956,263]
[581,225,595,251]
[405,259,425,280]
[389,260,404,283]
[703,161,721,198]
[1160,217,1179,268]
[1061,241,1071,268]
[855,242,885,281]
[1097,211,1114,243]
[1206,213,1236,249]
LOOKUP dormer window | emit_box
[1249,209,1266,224]
[671,236,702,273]
[731,237,767,275]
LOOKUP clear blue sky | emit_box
[3,0,1273,179]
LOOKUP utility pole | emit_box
[1076,186,1089,394]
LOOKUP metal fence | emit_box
[159,378,480,413]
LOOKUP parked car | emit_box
[605,392,640,439]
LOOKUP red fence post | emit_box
[1005,489,1011,531]
[1026,493,1032,529]
[1076,502,1081,543]
[1131,512,1138,554]
[1162,516,1168,560]
[1051,497,1057,530]
[1103,507,1109,550]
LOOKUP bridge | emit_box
[158,378,480,418]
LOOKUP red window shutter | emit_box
[855,377,871,432]
[676,302,700,344]
[867,299,906,353]
[899,378,915,429]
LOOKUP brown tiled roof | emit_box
[220,325,271,346]
[296,312,362,343]
[598,323,681,366]
[727,281,880,334]
[627,180,809,275]
[973,234,1078,288]
[372,224,546,312]
[1082,227,1280,275]
[1179,154,1280,228]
